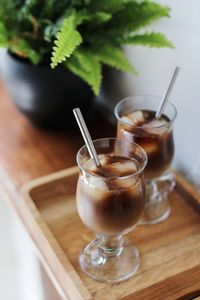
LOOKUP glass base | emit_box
[79,237,140,283]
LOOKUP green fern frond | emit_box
[95,46,136,73]
[9,38,40,64]
[75,10,111,26]
[84,0,92,4]
[66,49,101,95]
[74,11,91,25]
[51,16,82,68]
[0,0,174,95]
[122,32,174,48]
[109,2,170,35]
[0,23,8,47]
[41,0,55,17]
[73,0,92,5]
[17,0,37,20]
[92,12,112,23]
[75,50,101,95]
[90,0,129,13]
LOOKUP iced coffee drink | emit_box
[117,109,174,179]
[77,154,145,236]
[76,138,147,282]
[115,96,177,224]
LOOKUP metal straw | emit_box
[73,108,101,167]
[155,66,180,119]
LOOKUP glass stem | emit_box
[97,234,124,258]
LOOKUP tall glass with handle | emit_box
[115,96,177,224]
[76,138,147,282]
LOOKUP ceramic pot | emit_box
[0,50,93,129]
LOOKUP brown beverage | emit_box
[76,154,145,235]
[117,110,174,179]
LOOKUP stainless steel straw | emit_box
[73,108,101,167]
[155,66,180,119]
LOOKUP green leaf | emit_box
[122,32,174,48]
[92,12,112,23]
[90,0,129,13]
[74,0,92,4]
[108,2,170,35]
[9,38,40,64]
[0,0,174,88]
[41,0,55,18]
[0,23,8,47]
[74,10,93,25]
[17,0,37,20]
[51,15,83,68]
[95,46,136,73]
[75,10,112,26]
[66,49,102,95]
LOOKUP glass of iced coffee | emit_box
[115,96,177,224]
[76,138,147,282]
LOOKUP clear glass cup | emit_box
[115,96,177,225]
[76,138,147,282]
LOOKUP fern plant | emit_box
[0,0,173,95]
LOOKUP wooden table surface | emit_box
[2,78,200,300]
[0,78,114,192]
[0,78,114,298]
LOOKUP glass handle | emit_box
[154,172,176,194]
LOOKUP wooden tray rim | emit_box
[21,167,200,300]
[21,166,93,300]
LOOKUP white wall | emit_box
[123,0,200,187]
[0,196,44,300]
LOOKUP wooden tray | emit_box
[21,167,200,300]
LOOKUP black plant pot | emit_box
[0,51,93,130]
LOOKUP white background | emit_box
[123,0,200,186]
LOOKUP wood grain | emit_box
[40,262,66,300]
[1,78,200,299]
[0,79,115,299]
[0,79,114,189]
[21,167,200,300]
[122,266,200,300]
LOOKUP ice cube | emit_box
[143,142,158,155]
[121,116,133,126]
[98,154,108,166]
[143,118,168,135]
[109,160,138,176]
[87,176,108,191]
[121,110,144,126]
[84,155,108,172]
[117,176,137,190]
[145,118,167,128]
[127,110,145,125]
[84,158,96,172]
